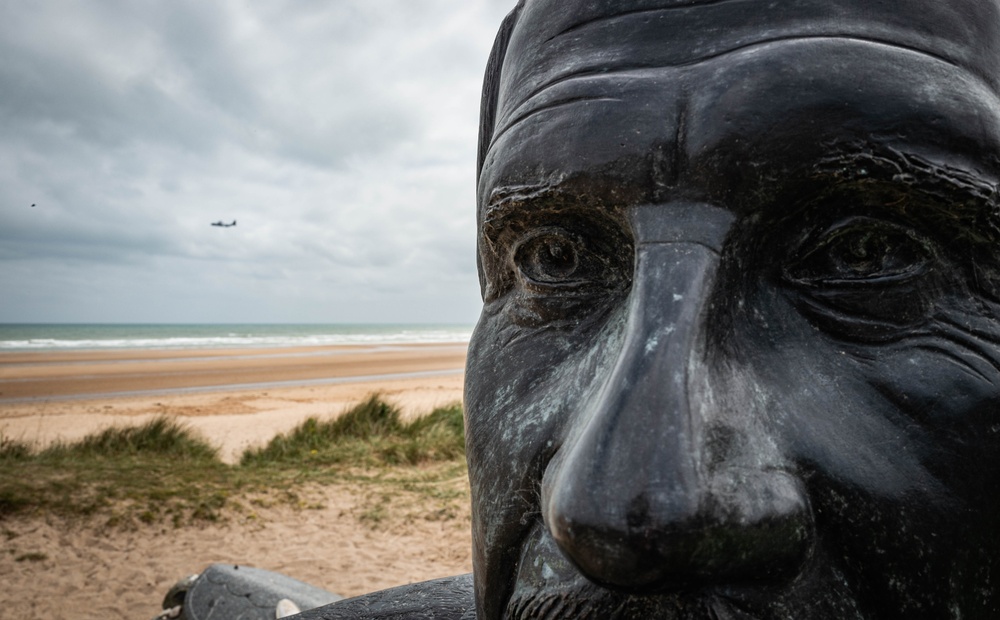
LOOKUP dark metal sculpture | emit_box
[240,1,1000,618]
[463,0,1000,618]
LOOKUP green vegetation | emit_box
[0,433,32,461]
[0,396,468,527]
[44,417,219,460]
[241,395,464,467]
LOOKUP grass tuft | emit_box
[240,395,464,467]
[0,434,33,462]
[42,417,218,461]
[326,395,404,439]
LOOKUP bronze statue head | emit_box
[466,1,1000,618]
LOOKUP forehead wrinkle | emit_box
[544,0,775,43]
[510,0,1000,89]
[491,36,976,163]
[487,95,621,164]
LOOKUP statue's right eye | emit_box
[513,229,584,287]
[504,225,631,327]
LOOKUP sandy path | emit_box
[0,343,474,619]
[1,481,473,620]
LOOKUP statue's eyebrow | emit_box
[815,146,999,211]
[482,184,561,225]
[480,183,627,245]
[479,185,552,248]
[806,146,1000,244]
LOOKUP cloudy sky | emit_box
[0,1,515,324]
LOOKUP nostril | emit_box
[625,495,650,529]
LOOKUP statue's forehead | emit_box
[497,0,1000,127]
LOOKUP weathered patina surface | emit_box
[465,0,1000,618]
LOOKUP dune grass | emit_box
[0,434,32,461]
[43,417,220,461]
[0,395,467,526]
[241,395,464,467]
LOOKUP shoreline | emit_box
[0,343,467,400]
[0,341,467,362]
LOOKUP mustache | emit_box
[504,584,759,620]
[504,587,664,620]
[501,522,768,620]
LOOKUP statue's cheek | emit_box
[466,303,627,472]
[865,311,1000,498]
[872,339,1000,426]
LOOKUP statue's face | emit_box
[466,2,1000,619]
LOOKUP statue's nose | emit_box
[541,204,810,592]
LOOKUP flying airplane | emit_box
[211,220,237,227]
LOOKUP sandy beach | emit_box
[0,343,472,619]
[0,343,467,462]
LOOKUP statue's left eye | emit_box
[786,217,934,286]
[781,216,943,340]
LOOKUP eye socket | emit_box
[780,216,944,342]
[498,221,631,329]
[786,217,935,286]
[513,228,585,286]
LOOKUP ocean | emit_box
[0,323,474,352]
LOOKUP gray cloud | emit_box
[0,1,515,323]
